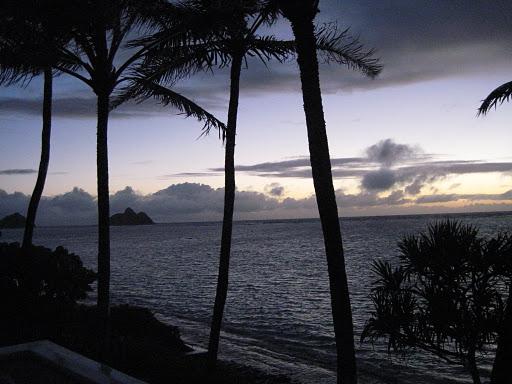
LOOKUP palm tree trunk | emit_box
[287,12,357,384]
[22,68,52,248]
[207,54,243,368]
[467,350,481,384]
[96,91,111,359]
[491,284,512,383]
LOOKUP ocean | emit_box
[1,211,511,383]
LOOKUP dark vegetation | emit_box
[362,220,512,384]
[0,214,26,229]
[110,208,154,226]
[0,242,289,384]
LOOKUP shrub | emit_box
[0,242,96,344]
[361,220,512,384]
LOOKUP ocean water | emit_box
[1,211,511,383]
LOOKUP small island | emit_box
[0,213,26,229]
[110,208,154,226]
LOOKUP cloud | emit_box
[1,182,511,226]
[0,97,96,118]
[0,1,510,122]
[0,169,37,175]
[0,91,225,119]
[361,169,396,190]
[414,189,512,205]
[204,139,512,197]
[365,139,419,166]
[306,1,512,92]
[149,1,512,97]
[162,138,512,202]
[404,176,426,195]
[265,183,285,197]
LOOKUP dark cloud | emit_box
[265,183,285,197]
[404,176,426,195]
[0,169,37,175]
[365,139,419,166]
[0,97,96,118]
[361,169,396,190]
[313,0,512,92]
[0,90,225,119]
[158,1,512,96]
[2,1,509,119]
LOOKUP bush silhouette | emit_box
[0,242,96,344]
[361,220,512,384]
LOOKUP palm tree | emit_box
[135,0,381,368]
[273,1,381,383]
[478,83,512,384]
[51,0,223,357]
[129,0,294,367]
[0,1,75,248]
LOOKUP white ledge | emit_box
[0,340,147,384]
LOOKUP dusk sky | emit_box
[1,0,512,224]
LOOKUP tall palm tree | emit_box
[478,83,512,384]
[129,0,294,367]
[274,1,381,383]
[51,0,223,357]
[0,1,75,248]
[135,0,380,368]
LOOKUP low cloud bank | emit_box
[1,182,511,226]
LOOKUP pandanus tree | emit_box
[0,0,76,248]
[51,0,223,356]
[362,221,512,384]
[478,83,512,384]
[272,1,382,383]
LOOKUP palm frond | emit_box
[137,39,232,86]
[315,23,382,78]
[112,78,226,139]
[247,36,295,64]
[478,81,512,115]
[0,0,81,86]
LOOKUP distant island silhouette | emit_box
[110,208,154,226]
[0,213,26,228]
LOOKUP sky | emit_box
[1,0,512,224]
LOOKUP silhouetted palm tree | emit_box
[136,0,381,369]
[0,1,75,248]
[52,0,223,357]
[478,83,512,384]
[274,1,381,383]
[130,0,294,366]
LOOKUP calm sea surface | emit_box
[2,212,511,383]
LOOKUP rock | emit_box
[0,213,26,229]
[110,208,154,226]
